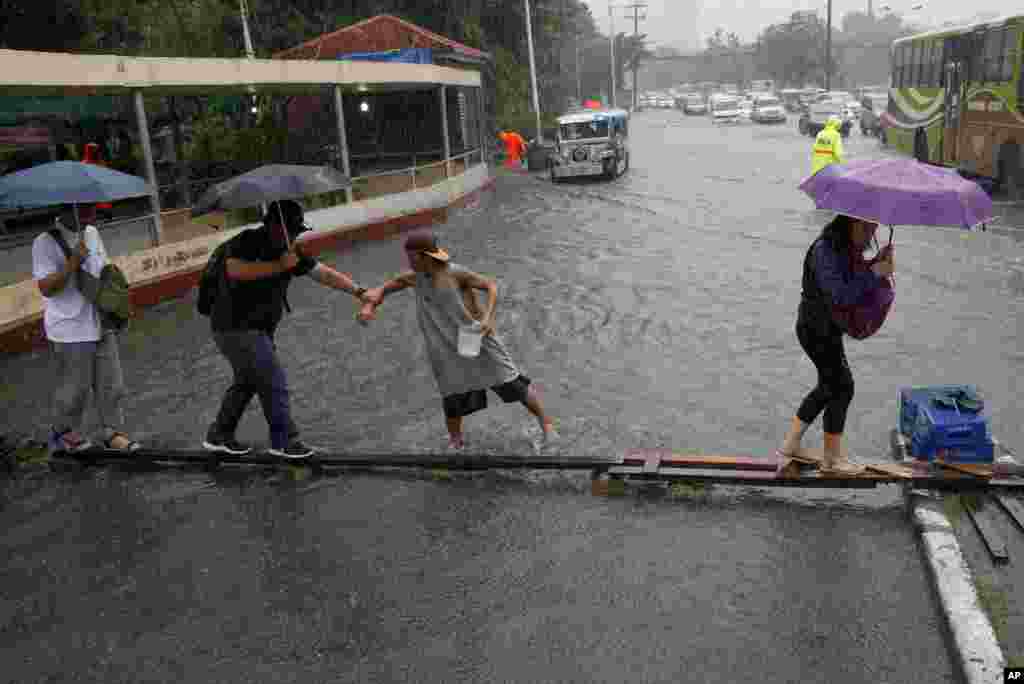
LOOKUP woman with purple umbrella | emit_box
[777,214,895,475]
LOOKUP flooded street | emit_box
[5,110,1024,682]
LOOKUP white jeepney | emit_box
[550,108,630,182]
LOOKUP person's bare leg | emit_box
[446,416,464,446]
[822,432,864,475]
[522,389,555,436]
[780,416,808,456]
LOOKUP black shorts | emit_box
[442,374,532,419]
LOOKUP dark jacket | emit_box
[798,236,883,336]
[211,227,317,335]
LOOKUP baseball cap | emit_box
[403,233,450,262]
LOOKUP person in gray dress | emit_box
[360,233,556,452]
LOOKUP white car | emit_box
[751,95,787,123]
[710,96,741,124]
[737,98,753,120]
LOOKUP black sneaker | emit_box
[268,440,316,460]
[202,437,252,456]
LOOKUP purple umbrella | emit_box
[799,158,993,230]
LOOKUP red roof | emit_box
[274,14,488,62]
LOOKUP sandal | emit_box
[104,432,141,452]
[820,460,866,476]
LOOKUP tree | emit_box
[756,13,828,88]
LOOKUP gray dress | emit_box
[415,263,519,397]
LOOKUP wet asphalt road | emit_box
[5,110,1024,682]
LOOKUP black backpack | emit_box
[196,235,240,317]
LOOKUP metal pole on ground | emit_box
[133,90,163,246]
[477,86,487,166]
[440,85,451,178]
[825,0,832,91]
[333,86,354,204]
[524,0,543,144]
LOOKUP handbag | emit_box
[830,244,895,340]
[49,228,132,331]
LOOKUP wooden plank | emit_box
[620,454,779,472]
[936,460,993,479]
[993,494,1024,532]
[967,502,1009,563]
[865,463,914,479]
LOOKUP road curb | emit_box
[907,491,1006,684]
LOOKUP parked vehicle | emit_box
[859,91,888,137]
[737,97,754,121]
[683,94,707,115]
[710,96,741,124]
[549,108,630,182]
[799,97,852,138]
[751,95,787,123]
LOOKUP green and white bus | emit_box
[886,14,1023,193]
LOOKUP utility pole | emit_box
[825,0,832,91]
[524,0,543,143]
[609,4,616,108]
[576,34,582,102]
[623,2,648,113]
[239,0,256,59]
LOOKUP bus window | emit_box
[1001,27,1018,82]
[930,42,942,86]
[983,28,1006,82]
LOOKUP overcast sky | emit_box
[583,0,1020,50]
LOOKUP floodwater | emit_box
[5,110,1024,682]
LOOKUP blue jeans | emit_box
[208,330,298,449]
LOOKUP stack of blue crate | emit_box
[898,385,994,463]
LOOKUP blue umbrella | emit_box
[0,161,153,209]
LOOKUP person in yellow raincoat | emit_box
[811,116,845,175]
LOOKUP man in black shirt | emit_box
[203,199,376,459]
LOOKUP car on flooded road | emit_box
[710,95,741,124]
[751,95,787,124]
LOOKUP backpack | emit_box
[49,228,132,330]
[196,235,238,317]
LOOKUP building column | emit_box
[133,90,163,246]
[439,85,451,178]
[333,85,354,204]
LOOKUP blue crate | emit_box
[899,385,993,463]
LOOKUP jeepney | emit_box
[550,108,630,182]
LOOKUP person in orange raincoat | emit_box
[498,131,527,169]
[82,142,114,220]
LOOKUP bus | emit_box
[886,14,1023,193]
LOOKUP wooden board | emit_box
[993,494,1024,532]
[620,453,779,472]
[936,460,993,479]
[865,463,914,480]
[968,502,1009,563]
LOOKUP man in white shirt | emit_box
[32,204,140,454]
